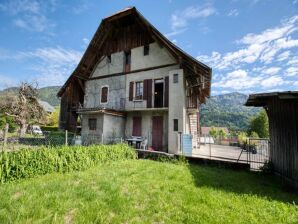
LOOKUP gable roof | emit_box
[58,7,212,102]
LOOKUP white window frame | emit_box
[133,80,144,101]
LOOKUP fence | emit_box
[189,135,270,170]
[0,126,127,151]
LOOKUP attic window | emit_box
[125,51,131,65]
[144,45,149,55]
[101,86,108,103]
[107,55,111,63]
[173,74,179,83]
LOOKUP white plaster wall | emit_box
[81,113,104,137]
[103,114,126,142]
[125,111,168,152]
[131,42,176,70]
[84,75,126,110]
[125,65,179,109]
[91,52,124,78]
[168,69,186,154]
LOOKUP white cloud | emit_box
[213,69,263,90]
[287,56,298,66]
[294,81,298,86]
[197,15,298,70]
[227,9,239,17]
[0,47,82,87]
[285,67,298,76]
[82,38,89,45]
[0,0,56,32]
[167,4,216,37]
[277,51,290,61]
[262,67,281,75]
[261,76,284,88]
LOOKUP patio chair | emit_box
[140,138,148,150]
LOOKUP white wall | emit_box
[131,42,176,70]
[125,65,179,109]
[92,52,124,78]
[84,75,126,110]
[168,69,186,154]
[125,111,168,151]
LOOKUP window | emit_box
[125,51,131,65]
[88,118,97,130]
[101,86,108,103]
[144,45,149,55]
[135,81,143,100]
[173,119,178,131]
[173,74,179,83]
[124,50,131,72]
[107,55,111,63]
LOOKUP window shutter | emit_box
[143,79,148,100]
[164,76,169,107]
[146,79,152,108]
[129,82,134,101]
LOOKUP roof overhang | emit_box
[245,91,298,107]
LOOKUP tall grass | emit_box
[0,144,136,183]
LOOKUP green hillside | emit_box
[0,86,60,107]
[200,92,260,131]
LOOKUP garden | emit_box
[0,144,297,223]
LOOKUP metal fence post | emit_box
[3,123,9,150]
[65,130,68,146]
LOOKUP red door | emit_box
[152,116,163,151]
[132,117,142,136]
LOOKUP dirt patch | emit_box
[64,209,76,224]
[12,191,22,200]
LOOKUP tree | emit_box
[209,126,218,138]
[249,109,269,138]
[218,129,227,139]
[47,106,60,126]
[0,83,46,136]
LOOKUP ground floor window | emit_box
[173,119,178,131]
[88,118,97,130]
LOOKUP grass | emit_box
[0,159,297,223]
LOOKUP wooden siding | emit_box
[267,97,298,188]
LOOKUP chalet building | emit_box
[58,7,212,153]
[246,91,298,189]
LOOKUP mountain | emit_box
[0,86,61,107]
[200,92,260,131]
[38,86,61,107]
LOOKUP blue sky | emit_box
[0,0,297,95]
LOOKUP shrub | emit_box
[0,144,136,183]
[40,126,59,132]
[260,160,274,174]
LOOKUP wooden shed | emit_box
[246,91,298,189]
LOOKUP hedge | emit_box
[40,126,59,132]
[0,144,136,183]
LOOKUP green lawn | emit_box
[0,160,297,224]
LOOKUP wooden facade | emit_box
[58,7,212,132]
[246,91,298,189]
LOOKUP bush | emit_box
[260,160,274,174]
[0,144,136,183]
[41,126,59,132]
